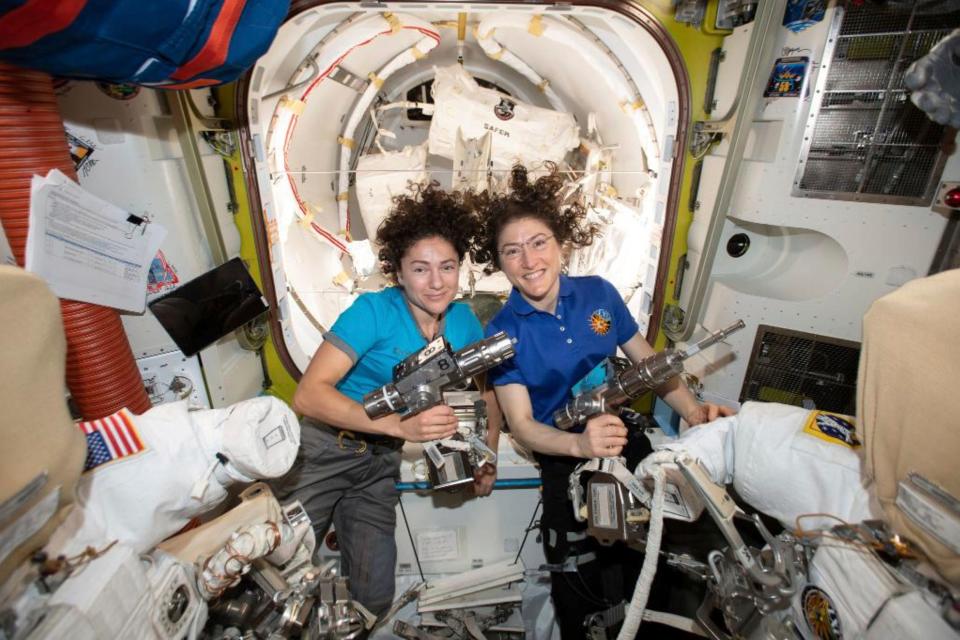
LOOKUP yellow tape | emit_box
[382,12,402,33]
[537,78,550,93]
[281,97,306,116]
[368,72,384,89]
[410,46,425,60]
[332,271,352,287]
[336,192,350,202]
[528,15,544,36]
[620,99,645,113]
[487,47,503,61]
[473,24,496,40]
[337,136,355,150]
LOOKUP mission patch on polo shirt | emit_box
[486,275,639,427]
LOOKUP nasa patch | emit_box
[493,97,516,121]
[802,411,860,448]
[589,308,612,336]
[801,586,842,640]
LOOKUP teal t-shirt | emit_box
[324,286,484,402]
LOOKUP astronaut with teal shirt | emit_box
[271,185,500,619]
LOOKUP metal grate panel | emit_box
[740,325,861,415]
[794,1,960,205]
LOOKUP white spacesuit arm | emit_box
[649,414,739,485]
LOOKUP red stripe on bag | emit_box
[160,77,220,90]
[0,0,88,50]
[170,0,244,81]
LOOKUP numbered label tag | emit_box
[418,336,446,365]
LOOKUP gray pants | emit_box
[272,420,402,616]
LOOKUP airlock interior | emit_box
[242,3,686,372]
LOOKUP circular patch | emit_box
[802,586,842,640]
[493,97,516,121]
[589,309,612,336]
[97,82,140,101]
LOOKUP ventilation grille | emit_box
[740,325,861,415]
[794,1,960,205]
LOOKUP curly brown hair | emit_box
[376,181,479,280]
[470,164,599,274]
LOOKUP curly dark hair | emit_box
[376,181,479,280]
[470,163,599,274]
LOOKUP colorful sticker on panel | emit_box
[783,0,826,33]
[764,57,809,98]
[147,250,180,294]
[97,82,140,101]
[802,411,860,448]
[65,130,97,176]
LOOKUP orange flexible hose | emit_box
[0,63,150,418]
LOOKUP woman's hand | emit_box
[684,402,737,427]
[472,462,497,497]
[573,414,628,458]
[397,404,458,442]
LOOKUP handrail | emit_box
[664,0,789,342]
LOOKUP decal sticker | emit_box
[802,411,860,448]
[783,0,826,33]
[78,410,148,472]
[147,250,180,294]
[764,56,810,98]
[493,97,516,121]
[802,586,843,640]
[96,82,141,101]
[589,308,612,336]
[65,130,97,176]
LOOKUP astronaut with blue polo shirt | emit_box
[271,185,500,619]
[471,165,734,638]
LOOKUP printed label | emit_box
[418,336,446,365]
[416,529,459,561]
[661,483,692,520]
[897,481,960,554]
[262,425,286,449]
[591,483,618,530]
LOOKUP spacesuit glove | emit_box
[904,28,960,128]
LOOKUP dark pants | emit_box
[538,429,651,639]
[271,420,402,617]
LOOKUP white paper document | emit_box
[26,169,166,313]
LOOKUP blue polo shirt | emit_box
[325,286,483,403]
[485,275,639,428]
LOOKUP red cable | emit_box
[0,63,150,419]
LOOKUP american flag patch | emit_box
[77,409,147,471]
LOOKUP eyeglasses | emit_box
[498,235,555,262]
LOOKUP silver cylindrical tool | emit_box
[553,320,745,430]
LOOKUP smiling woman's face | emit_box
[397,235,460,317]
[497,217,561,308]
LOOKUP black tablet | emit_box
[148,257,268,356]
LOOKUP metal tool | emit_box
[363,332,515,419]
[554,320,745,430]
